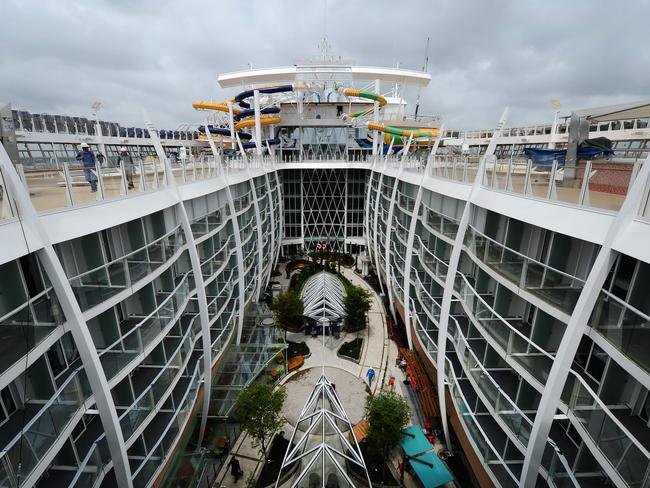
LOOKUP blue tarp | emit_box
[400,425,454,487]
[524,146,614,167]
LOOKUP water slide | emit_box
[193,84,291,151]
[234,116,282,132]
[233,84,294,109]
[342,88,387,118]
[197,125,252,140]
[367,122,439,147]
[192,102,241,114]
[233,106,280,122]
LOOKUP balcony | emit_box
[590,289,650,377]
[68,226,184,312]
[0,370,92,487]
[561,371,650,487]
[0,288,64,379]
[465,226,584,315]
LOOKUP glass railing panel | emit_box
[565,373,650,487]
[487,462,519,488]
[3,369,90,484]
[69,436,110,488]
[496,392,531,447]
[24,169,69,212]
[590,290,650,375]
[69,228,182,312]
[0,290,64,376]
[543,444,581,488]
[466,227,584,314]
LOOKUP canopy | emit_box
[275,374,371,487]
[400,425,454,487]
[300,271,346,322]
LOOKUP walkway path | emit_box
[212,259,438,487]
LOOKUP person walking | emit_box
[229,456,243,483]
[76,143,98,192]
[366,368,375,387]
[117,146,135,189]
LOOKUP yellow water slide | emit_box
[234,116,281,132]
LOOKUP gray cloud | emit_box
[1,0,647,130]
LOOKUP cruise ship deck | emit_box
[1,59,650,488]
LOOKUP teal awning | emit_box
[400,425,454,487]
[400,425,431,456]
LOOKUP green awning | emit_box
[400,425,432,456]
[400,425,454,487]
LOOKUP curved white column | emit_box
[0,145,133,488]
[371,157,387,295]
[435,109,508,447]
[203,128,247,344]
[519,152,650,486]
[363,164,375,261]
[273,169,284,265]
[402,127,445,350]
[384,165,403,318]
[263,171,277,289]
[145,118,215,449]
[246,166,265,301]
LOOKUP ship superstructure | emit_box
[0,62,649,488]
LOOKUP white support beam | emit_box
[402,125,445,350]
[435,108,508,447]
[0,144,133,488]
[371,158,387,296]
[246,165,265,301]
[519,150,650,487]
[143,115,214,447]
[384,163,403,319]
[263,171,276,288]
[202,119,247,345]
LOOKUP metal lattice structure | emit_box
[275,374,371,488]
[300,272,346,322]
[302,168,346,251]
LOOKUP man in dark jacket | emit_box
[76,143,98,192]
[229,456,243,482]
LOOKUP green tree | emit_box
[270,291,304,332]
[344,285,372,331]
[234,383,287,464]
[365,391,410,481]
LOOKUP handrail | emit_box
[416,235,451,269]
[1,364,89,461]
[130,360,202,479]
[200,235,233,267]
[411,297,579,486]
[412,241,650,478]
[0,286,59,324]
[118,313,201,438]
[96,270,192,359]
[68,224,183,283]
[597,287,650,323]
[67,435,108,488]
[466,225,586,286]
[566,369,650,460]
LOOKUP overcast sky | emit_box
[1,0,648,130]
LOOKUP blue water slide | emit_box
[233,106,281,122]
[197,125,252,140]
[240,138,281,150]
[234,84,293,108]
